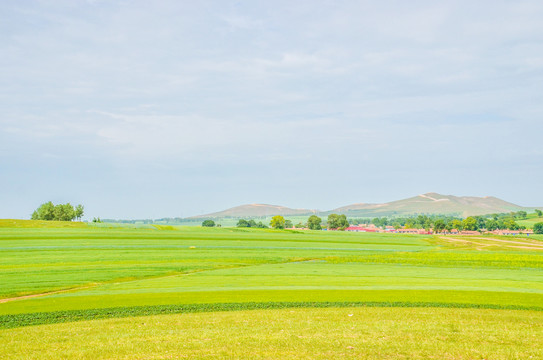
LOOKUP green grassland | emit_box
[517,212,543,228]
[1,223,542,358]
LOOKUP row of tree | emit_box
[202,210,543,232]
[230,214,349,231]
[236,219,270,228]
[31,202,84,222]
[350,211,543,232]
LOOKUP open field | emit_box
[1,223,542,358]
[2,307,542,359]
[517,214,543,229]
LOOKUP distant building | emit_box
[460,230,480,235]
[396,228,432,235]
[345,226,378,232]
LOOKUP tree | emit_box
[31,202,81,221]
[237,219,249,227]
[307,215,322,230]
[536,210,543,217]
[32,201,55,221]
[486,219,499,231]
[434,219,446,233]
[285,220,293,228]
[338,214,349,230]
[462,217,478,231]
[202,220,215,227]
[75,204,84,221]
[503,219,519,230]
[452,219,463,231]
[327,214,340,229]
[534,222,543,234]
[54,203,75,221]
[270,215,285,229]
[328,214,348,230]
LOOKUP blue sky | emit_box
[1,0,543,219]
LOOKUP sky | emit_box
[1,0,543,220]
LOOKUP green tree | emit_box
[338,214,349,230]
[534,222,543,234]
[327,214,340,229]
[503,219,519,230]
[237,219,249,227]
[328,214,348,230]
[486,219,499,231]
[433,219,446,233]
[202,219,215,227]
[75,204,84,221]
[32,201,55,220]
[535,210,543,217]
[270,215,285,229]
[284,220,293,228]
[452,219,463,231]
[52,203,75,221]
[307,215,322,230]
[462,217,478,231]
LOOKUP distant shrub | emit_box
[534,222,543,234]
[202,220,215,227]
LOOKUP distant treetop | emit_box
[31,202,84,222]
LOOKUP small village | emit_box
[343,224,534,236]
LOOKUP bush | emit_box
[534,222,543,234]
[202,220,215,227]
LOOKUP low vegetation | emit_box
[2,307,542,359]
[1,223,542,358]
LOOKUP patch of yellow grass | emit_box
[0,219,87,229]
[1,307,541,359]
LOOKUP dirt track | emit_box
[439,236,543,251]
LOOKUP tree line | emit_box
[205,214,350,230]
[31,202,84,221]
[349,210,543,232]
[203,210,543,232]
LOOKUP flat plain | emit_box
[1,220,542,358]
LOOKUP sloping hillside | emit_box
[189,193,535,219]
[189,204,314,219]
[330,193,530,217]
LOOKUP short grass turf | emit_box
[1,225,542,331]
[1,307,542,359]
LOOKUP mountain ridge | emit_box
[189,193,538,219]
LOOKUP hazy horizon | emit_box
[2,1,543,220]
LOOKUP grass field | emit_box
[1,221,542,358]
[517,213,543,229]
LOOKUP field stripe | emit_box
[2,301,543,330]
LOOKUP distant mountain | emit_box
[188,204,315,219]
[329,192,531,217]
[189,193,535,219]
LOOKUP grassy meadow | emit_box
[1,220,542,358]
